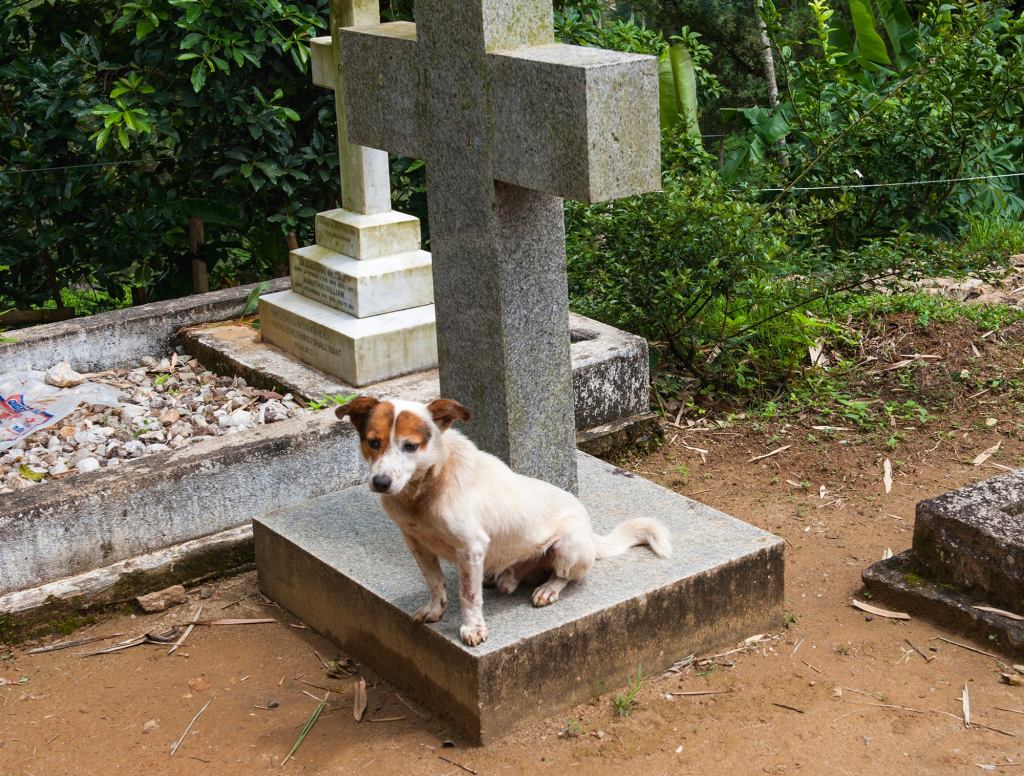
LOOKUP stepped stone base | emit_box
[254,452,784,743]
[863,551,1024,657]
[314,208,421,259]
[290,244,434,318]
[258,290,436,387]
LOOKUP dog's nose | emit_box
[371,474,392,493]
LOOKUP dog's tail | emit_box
[594,518,672,560]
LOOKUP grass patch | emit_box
[612,663,644,717]
[832,291,1024,331]
[306,393,357,412]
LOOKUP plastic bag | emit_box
[0,371,121,451]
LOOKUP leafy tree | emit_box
[1,0,337,310]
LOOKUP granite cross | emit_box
[337,0,660,491]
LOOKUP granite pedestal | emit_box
[255,452,783,743]
[864,469,1024,655]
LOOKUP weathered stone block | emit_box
[912,470,1024,610]
[289,245,434,318]
[258,290,437,386]
[309,35,333,88]
[337,26,661,204]
[254,452,784,743]
[314,208,421,259]
[488,44,661,202]
[337,22,422,160]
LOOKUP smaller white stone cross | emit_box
[309,0,391,215]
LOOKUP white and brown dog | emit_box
[336,396,672,646]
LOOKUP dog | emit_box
[336,396,672,646]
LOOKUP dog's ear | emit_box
[426,399,471,431]
[335,395,379,435]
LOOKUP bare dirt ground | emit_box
[3,317,1024,775]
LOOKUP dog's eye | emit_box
[367,439,381,450]
[402,442,420,453]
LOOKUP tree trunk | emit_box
[188,216,209,294]
[755,1,780,109]
[39,247,67,311]
[755,0,788,166]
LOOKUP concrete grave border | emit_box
[1,281,657,625]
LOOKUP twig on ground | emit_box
[667,690,732,697]
[27,633,124,654]
[772,703,805,714]
[301,680,349,695]
[931,636,999,659]
[170,697,213,757]
[905,638,935,662]
[748,445,791,463]
[169,605,203,656]
[438,754,477,774]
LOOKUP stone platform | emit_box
[254,453,783,743]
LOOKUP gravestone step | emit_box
[254,452,783,743]
[314,208,421,259]
[258,290,436,387]
[289,244,434,318]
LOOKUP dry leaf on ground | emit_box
[972,441,1002,466]
[850,599,911,620]
[353,677,367,722]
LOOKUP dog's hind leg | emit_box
[402,535,447,623]
[531,527,595,607]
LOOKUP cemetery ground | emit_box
[4,297,1024,774]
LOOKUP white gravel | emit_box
[1,354,308,494]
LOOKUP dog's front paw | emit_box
[412,601,445,623]
[459,623,488,646]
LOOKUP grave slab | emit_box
[289,244,434,317]
[314,208,421,259]
[258,290,437,387]
[254,452,783,743]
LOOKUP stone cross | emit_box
[313,0,392,215]
[337,0,660,491]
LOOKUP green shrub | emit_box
[727,0,1024,243]
[0,0,336,310]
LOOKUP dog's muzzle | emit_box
[371,474,392,493]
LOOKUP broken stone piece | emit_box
[44,361,85,387]
[136,584,189,613]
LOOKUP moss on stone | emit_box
[902,570,927,588]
